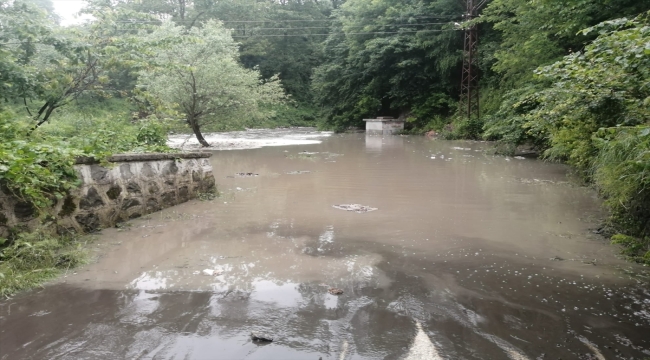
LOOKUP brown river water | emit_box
[1,132,649,359]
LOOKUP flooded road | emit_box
[1,132,649,359]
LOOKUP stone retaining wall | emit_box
[0,153,215,237]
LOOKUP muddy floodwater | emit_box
[2,132,649,360]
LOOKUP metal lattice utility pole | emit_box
[458,0,488,120]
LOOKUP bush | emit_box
[482,86,548,154]
[441,116,484,140]
[593,127,650,263]
[0,111,81,209]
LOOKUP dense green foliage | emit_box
[312,0,462,131]
[138,21,287,146]
[481,10,650,262]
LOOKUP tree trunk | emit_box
[178,0,185,20]
[189,117,210,147]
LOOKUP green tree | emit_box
[312,0,462,131]
[138,21,287,146]
[0,0,54,107]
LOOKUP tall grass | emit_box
[593,127,650,263]
[0,231,89,298]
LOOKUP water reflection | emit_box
[365,134,404,151]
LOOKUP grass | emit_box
[0,230,90,298]
[593,128,650,264]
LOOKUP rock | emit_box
[142,163,156,178]
[75,213,101,233]
[250,332,274,342]
[120,164,134,180]
[146,198,160,212]
[106,185,122,200]
[162,162,179,176]
[126,182,141,194]
[58,196,77,217]
[121,198,141,210]
[162,191,177,206]
[192,170,202,182]
[328,288,344,295]
[148,182,160,194]
[201,176,216,192]
[178,186,190,202]
[90,165,111,184]
[14,201,36,220]
[80,187,105,210]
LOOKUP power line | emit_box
[103,22,456,31]
[2,28,456,41]
[218,22,452,30]
[230,29,456,37]
[111,15,462,24]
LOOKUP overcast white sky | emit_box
[52,0,93,26]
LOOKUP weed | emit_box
[0,231,89,297]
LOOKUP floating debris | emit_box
[332,204,378,213]
[550,256,565,261]
[287,171,311,175]
[328,288,344,295]
[250,332,274,342]
[235,172,259,177]
[201,269,223,276]
[514,156,526,160]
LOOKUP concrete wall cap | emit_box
[75,152,212,165]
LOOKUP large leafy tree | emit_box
[312,0,463,131]
[108,0,333,104]
[2,0,155,130]
[479,0,650,96]
[0,0,54,106]
[138,21,287,146]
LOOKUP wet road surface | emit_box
[1,133,649,359]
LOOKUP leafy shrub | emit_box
[441,116,484,140]
[404,93,455,133]
[0,111,81,209]
[593,127,650,263]
[137,117,169,147]
[1,101,173,211]
[482,86,548,154]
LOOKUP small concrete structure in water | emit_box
[363,116,405,135]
